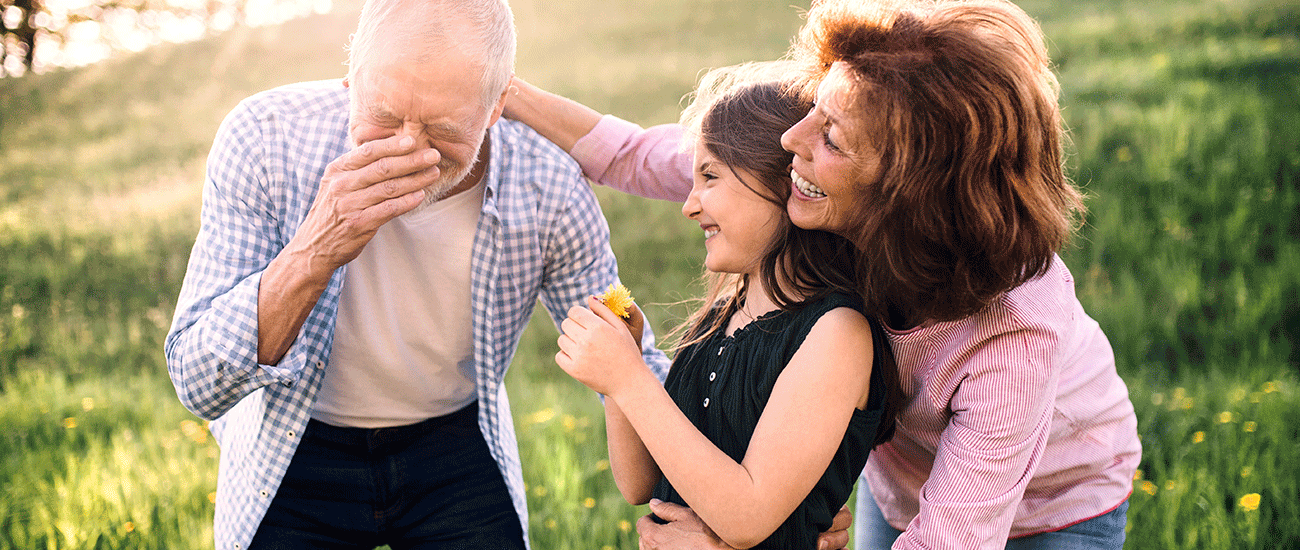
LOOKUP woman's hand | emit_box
[556,296,651,397]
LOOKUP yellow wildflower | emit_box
[63,417,77,429]
[1239,493,1261,511]
[1192,431,1205,444]
[584,497,596,508]
[1140,481,1157,496]
[1217,411,1233,423]
[619,520,632,533]
[1262,381,1278,394]
[600,283,635,319]
[1243,421,1257,433]
[1241,466,1253,478]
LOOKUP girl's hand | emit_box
[556,296,650,397]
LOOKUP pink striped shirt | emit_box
[572,115,1141,548]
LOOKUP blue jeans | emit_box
[249,403,525,550]
[854,483,1129,549]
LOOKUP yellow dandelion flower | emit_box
[124,522,135,533]
[1239,493,1261,512]
[81,397,95,411]
[1192,431,1205,443]
[619,520,632,533]
[596,459,610,472]
[1243,421,1257,433]
[208,492,217,503]
[1262,381,1278,394]
[1140,481,1157,496]
[1133,469,1143,480]
[63,417,77,429]
[1180,397,1194,410]
[1164,480,1178,492]
[533,486,548,498]
[584,497,596,508]
[1241,466,1253,478]
[600,283,635,319]
[1217,411,1234,423]
[1230,388,1247,402]
[545,519,558,530]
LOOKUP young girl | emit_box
[553,64,901,549]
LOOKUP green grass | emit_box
[1,0,1298,548]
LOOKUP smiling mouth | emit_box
[704,228,719,239]
[791,170,827,198]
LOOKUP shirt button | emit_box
[703,398,710,408]
[708,372,716,382]
[287,430,296,438]
[234,545,241,550]
[260,489,269,498]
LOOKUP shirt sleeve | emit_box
[894,327,1058,549]
[163,101,307,420]
[537,170,672,382]
[569,115,693,203]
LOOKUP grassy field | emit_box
[1,0,1297,548]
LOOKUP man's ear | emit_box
[486,80,511,127]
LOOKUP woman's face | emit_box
[781,62,878,237]
[682,141,785,276]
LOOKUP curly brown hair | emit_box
[790,0,1085,326]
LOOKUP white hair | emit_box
[348,0,516,108]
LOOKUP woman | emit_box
[506,0,1140,548]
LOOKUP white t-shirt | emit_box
[311,180,486,428]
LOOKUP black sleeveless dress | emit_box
[651,293,888,549]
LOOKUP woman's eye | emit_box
[821,126,841,152]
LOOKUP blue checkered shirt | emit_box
[164,80,670,550]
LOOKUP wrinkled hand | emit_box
[555,296,648,397]
[635,501,852,550]
[819,505,852,550]
[637,499,730,550]
[292,134,441,272]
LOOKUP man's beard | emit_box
[414,135,483,210]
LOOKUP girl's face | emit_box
[780,62,878,237]
[682,142,786,276]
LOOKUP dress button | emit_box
[703,398,710,408]
[717,346,724,356]
[708,372,716,382]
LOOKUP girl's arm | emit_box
[605,397,662,504]
[558,301,875,549]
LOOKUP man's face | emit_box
[346,44,496,203]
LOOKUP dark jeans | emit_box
[249,403,525,550]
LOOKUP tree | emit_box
[2,0,249,76]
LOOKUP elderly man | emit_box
[164,0,668,548]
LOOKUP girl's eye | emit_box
[699,171,718,181]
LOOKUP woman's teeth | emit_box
[704,229,719,239]
[792,170,826,198]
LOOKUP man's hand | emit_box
[257,134,440,365]
[636,500,853,550]
[292,134,441,273]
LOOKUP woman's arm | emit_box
[505,77,693,202]
[504,77,602,152]
[558,302,874,549]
